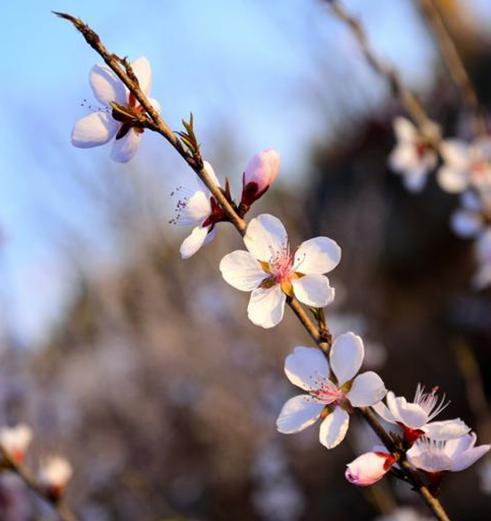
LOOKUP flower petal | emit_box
[388,395,427,429]
[389,143,418,173]
[422,419,470,441]
[71,112,118,148]
[247,285,286,328]
[437,165,468,193]
[244,214,288,262]
[203,161,220,187]
[393,117,417,142]
[319,406,349,449]
[440,139,469,170]
[291,274,335,307]
[276,395,325,434]
[347,371,387,407]
[110,128,142,163]
[180,225,212,259]
[329,332,364,386]
[371,396,397,424]
[403,166,430,193]
[345,451,393,486]
[294,237,341,274]
[451,209,483,238]
[176,190,211,226]
[131,56,152,95]
[89,64,127,106]
[219,250,267,291]
[451,444,491,472]
[284,346,329,391]
[149,97,161,113]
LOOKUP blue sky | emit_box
[1,0,490,344]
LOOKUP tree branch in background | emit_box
[416,0,487,136]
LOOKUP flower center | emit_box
[415,141,428,160]
[312,380,345,405]
[268,246,294,284]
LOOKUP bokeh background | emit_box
[1,0,491,519]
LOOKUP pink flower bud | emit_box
[240,148,280,209]
[345,451,395,486]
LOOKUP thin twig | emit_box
[416,0,487,136]
[57,12,451,521]
[0,447,78,521]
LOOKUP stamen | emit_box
[414,384,450,421]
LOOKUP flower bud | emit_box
[0,424,33,464]
[240,148,280,209]
[39,456,73,499]
[345,451,395,486]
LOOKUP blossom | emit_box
[240,149,280,210]
[171,162,224,259]
[39,456,73,497]
[345,449,395,486]
[438,137,491,193]
[372,384,470,443]
[450,190,490,238]
[388,117,439,193]
[276,333,386,449]
[0,424,33,464]
[219,214,341,328]
[474,229,491,289]
[407,433,490,473]
[72,56,159,162]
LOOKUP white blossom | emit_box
[171,162,222,259]
[220,214,341,328]
[276,333,386,449]
[373,384,470,443]
[0,424,33,464]
[438,137,491,193]
[72,57,159,162]
[407,433,490,473]
[450,190,489,238]
[39,456,73,494]
[389,117,439,193]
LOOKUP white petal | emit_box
[437,166,468,193]
[452,444,491,472]
[177,190,212,226]
[422,419,470,441]
[89,64,127,106]
[372,398,397,424]
[403,166,429,193]
[440,139,470,170]
[319,407,350,449]
[345,451,393,486]
[247,285,286,328]
[473,263,491,290]
[219,250,267,291]
[389,396,427,429]
[347,371,387,407]
[294,237,341,274]
[180,225,211,259]
[149,97,161,113]
[71,112,118,148]
[276,395,325,434]
[111,128,142,163]
[284,346,329,391]
[461,190,482,211]
[329,332,364,386]
[451,209,483,238]
[389,143,418,173]
[291,275,335,307]
[244,214,288,262]
[131,56,152,95]
[393,117,417,142]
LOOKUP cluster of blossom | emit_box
[70,49,490,512]
[0,424,72,501]
[389,116,491,288]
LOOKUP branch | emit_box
[57,12,451,521]
[416,0,487,136]
[0,447,78,521]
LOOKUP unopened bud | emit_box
[345,451,395,486]
[240,148,280,209]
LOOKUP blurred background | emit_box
[1,0,491,519]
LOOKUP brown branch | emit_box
[0,447,78,521]
[57,12,451,521]
[416,0,487,136]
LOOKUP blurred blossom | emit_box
[0,424,32,464]
[38,456,73,495]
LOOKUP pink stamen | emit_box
[312,380,345,405]
[268,245,294,283]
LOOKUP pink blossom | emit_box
[345,450,395,486]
